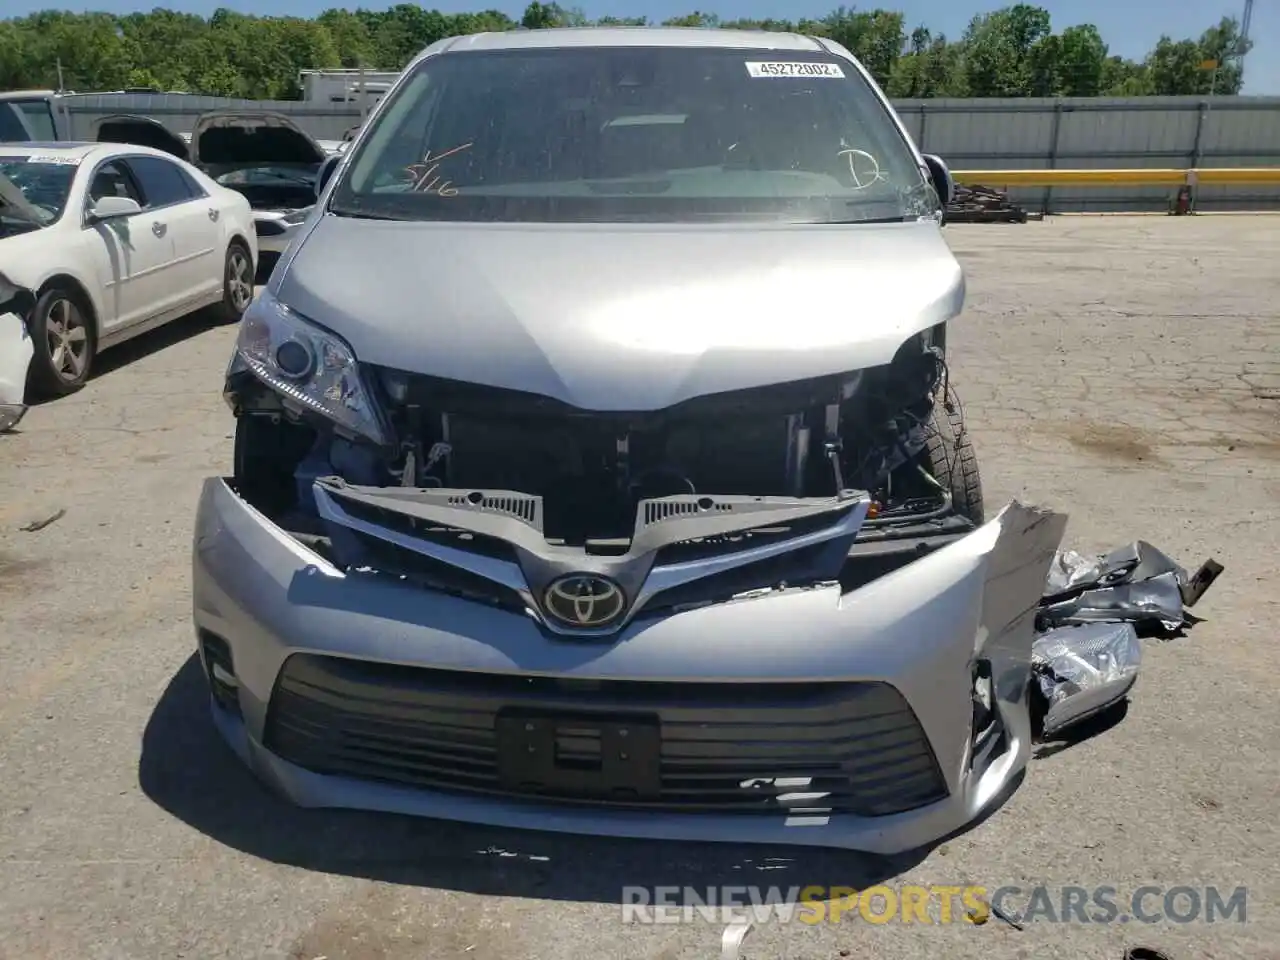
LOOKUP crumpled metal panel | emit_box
[1039,540,1222,636]
[1031,540,1223,739]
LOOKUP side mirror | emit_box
[88,195,142,222]
[316,154,340,200]
[922,154,954,209]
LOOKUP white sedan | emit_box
[0,141,258,398]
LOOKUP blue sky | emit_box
[9,0,1277,93]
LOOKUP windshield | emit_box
[214,165,319,187]
[331,47,937,225]
[0,156,76,233]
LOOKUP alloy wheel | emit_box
[227,249,254,312]
[45,298,89,383]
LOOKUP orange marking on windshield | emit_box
[403,141,474,196]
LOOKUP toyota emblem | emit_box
[542,574,627,629]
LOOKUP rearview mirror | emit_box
[88,195,142,222]
[316,154,340,200]
[922,154,954,209]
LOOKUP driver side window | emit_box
[88,161,143,207]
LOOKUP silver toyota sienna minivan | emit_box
[194,26,1066,854]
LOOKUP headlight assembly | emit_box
[236,291,389,445]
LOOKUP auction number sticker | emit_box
[28,154,81,165]
[745,61,846,78]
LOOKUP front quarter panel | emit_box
[7,208,112,332]
[218,187,258,266]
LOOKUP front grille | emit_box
[344,530,526,613]
[263,655,949,817]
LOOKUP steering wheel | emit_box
[837,148,885,191]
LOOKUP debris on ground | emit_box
[1039,541,1223,637]
[720,919,754,960]
[945,183,1036,224]
[19,508,66,533]
[1032,622,1142,740]
[1029,541,1223,742]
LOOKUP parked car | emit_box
[94,111,327,262]
[0,272,35,431]
[0,141,257,396]
[193,28,1058,856]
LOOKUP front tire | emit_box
[925,383,984,525]
[215,241,255,324]
[26,286,95,399]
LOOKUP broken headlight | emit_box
[236,290,389,445]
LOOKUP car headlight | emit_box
[236,291,389,445]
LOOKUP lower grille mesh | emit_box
[263,655,949,817]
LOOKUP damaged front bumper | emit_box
[0,308,34,432]
[192,477,1066,853]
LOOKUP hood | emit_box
[276,218,965,412]
[93,114,189,161]
[191,110,326,168]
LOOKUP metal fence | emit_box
[57,91,1280,212]
[894,95,1280,211]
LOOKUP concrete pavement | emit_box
[1,215,1278,960]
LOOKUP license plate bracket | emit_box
[495,710,662,802]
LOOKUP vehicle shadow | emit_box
[1032,700,1130,761]
[140,656,952,904]
[89,307,232,381]
[25,307,233,409]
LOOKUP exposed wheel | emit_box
[924,383,984,525]
[26,286,94,398]
[215,241,255,324]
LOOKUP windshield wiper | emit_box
[818,215,917,225]
[328,206,410,222]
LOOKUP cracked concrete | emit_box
[1,215,1278,960]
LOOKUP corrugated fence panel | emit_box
[1202,103,1280,159]
[1056,104,1200,163]
[911,99,1060,167]
[54,91,1280,212]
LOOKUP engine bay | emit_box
[227,324,969,555]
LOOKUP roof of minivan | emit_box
[440,26,827,54]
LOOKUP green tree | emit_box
[0,20,32,90]
[0,5,1254,101]
[961,4,1053,96]
[1145,37,1209,95]
[317,9,376,68]
[1056,24,1108,96]
[661,12,720,28]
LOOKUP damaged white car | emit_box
[96,110,327,263]
[192,28,1069,853]
[0,272,35,431]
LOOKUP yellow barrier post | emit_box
[951,168,1280,188]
